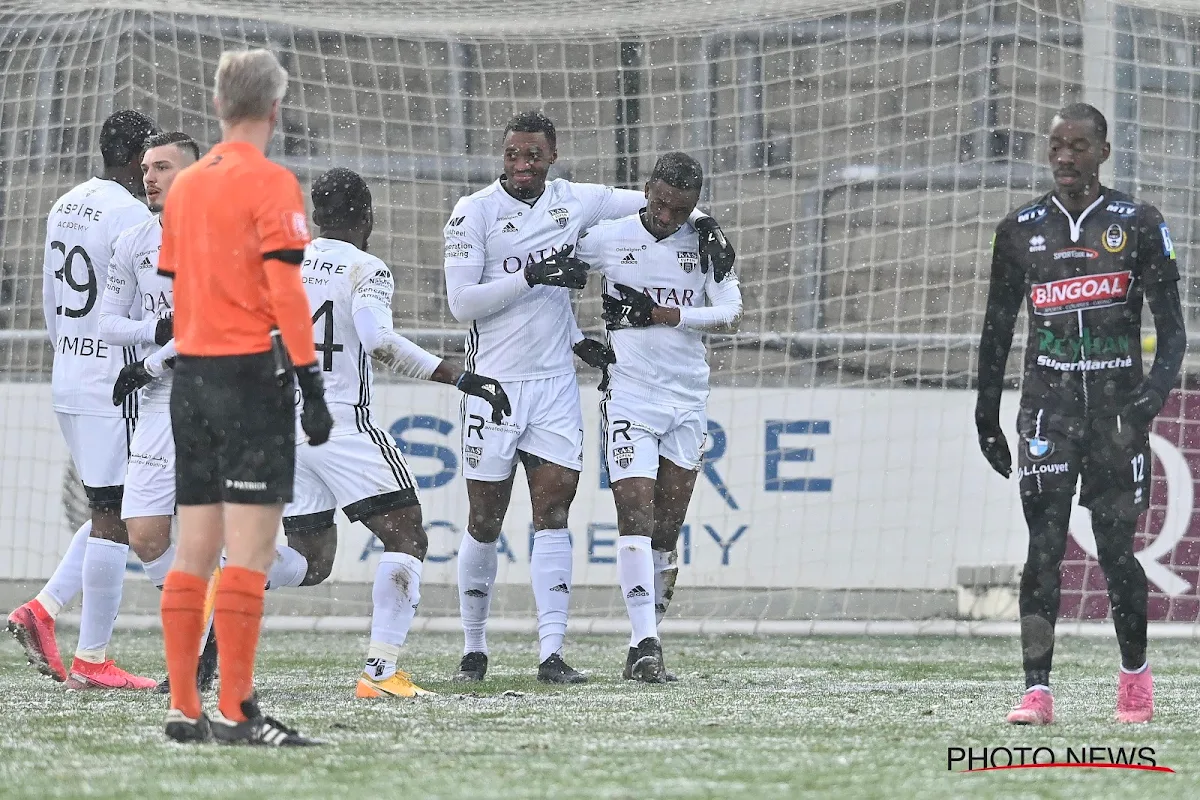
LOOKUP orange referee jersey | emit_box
[159,140,316,365]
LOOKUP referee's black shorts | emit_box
[171,351,296,505]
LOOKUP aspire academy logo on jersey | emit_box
[1030,270,1132,315]
[947,745,1173,774]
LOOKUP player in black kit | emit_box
[975,103,1186,725]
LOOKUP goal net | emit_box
[1,0,1199,630]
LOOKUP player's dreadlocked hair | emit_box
[1056,102,1108,141]
[311,167,372,230]
[504,110,556,149]
[650,152,704,193]
[99,110,159,168]
[143,131,201,162]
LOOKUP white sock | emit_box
[265,544,308,589]
[530,528,573,662]
[142,542,176,589]
[619,536,657,647]
[458,532,497,655]
[365,552,423,681]
[1120,661,1150,674]
[1026,684,1051,694]
[75,537,128,662]
[652,548,677,626]
[36,520,92,617]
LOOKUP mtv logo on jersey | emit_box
[677,250,699,273]
[549,207,570,229]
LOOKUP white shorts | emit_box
[56,412,132,507]
[601,393,707,481]
[122,410,175,519]
[283,423,419,531]
[460,372,584,481]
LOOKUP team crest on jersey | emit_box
[464,444,483,469]
[613,445,635,468]
[1016,204,1048,224]
[549,207,570,229]
[1103,223,1126,253]
[677,250,699,273]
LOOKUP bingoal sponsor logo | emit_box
[1029,270,1131,315]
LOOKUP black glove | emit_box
[112,359,153,406]
[295,363,333,446]
[695,217,736,282]
[602,284,657,328]
[456,372,512,424]
[524,244,590,289]
[573,338,616,392]
[975,413,1012,479]
[154,313,173,346]
[1120,387,1166,435]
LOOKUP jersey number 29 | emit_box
[50,241,97,319]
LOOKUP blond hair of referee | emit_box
[157,49,332,746]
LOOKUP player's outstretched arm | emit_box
[975,222,1024,478]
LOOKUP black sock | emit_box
[1093,514,1148,670]
[1018,492,1072,689]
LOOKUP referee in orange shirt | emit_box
[157,49,332,746]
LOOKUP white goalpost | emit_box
[2,0,1200,633]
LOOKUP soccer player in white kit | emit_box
[7,110,161,690]
[576,152,741,682]
[444,111,736,683]
[281,168,511,698]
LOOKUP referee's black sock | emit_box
[1018,493,1073,689]
[1093,513,1149,671]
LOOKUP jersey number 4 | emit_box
[50,241,97,318]
[312,299,343,371]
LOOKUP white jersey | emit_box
[44,178,152,416]
[443,178,646,382]
[576,214,741,410]
[299,237,395,436]
[105,217,173,409]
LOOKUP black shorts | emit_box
[171,352,295,506]
[1016,405,1150,516]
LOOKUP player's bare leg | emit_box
[526,457,586,684]
[611,475,665,683]
[354,506,433,698]
[454,471,516,682]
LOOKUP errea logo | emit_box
[1028,235,1046,253]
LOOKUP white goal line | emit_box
[56,614,1200,639]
